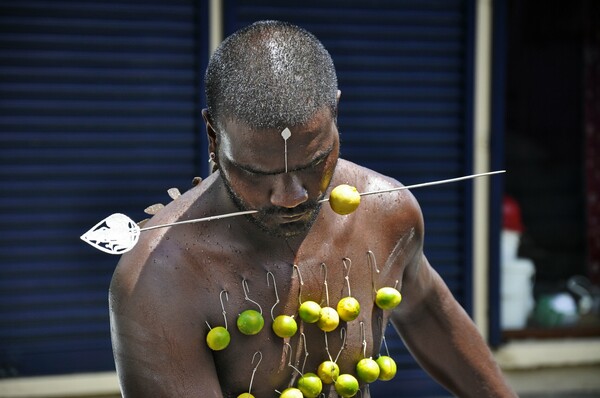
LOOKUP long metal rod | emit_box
[140,210,259,231]
[319,170,505,202]
[140,170,505,232]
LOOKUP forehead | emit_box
[220,109,336,170]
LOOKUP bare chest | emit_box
[193,228,409,397]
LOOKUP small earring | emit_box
[209,152,219,173]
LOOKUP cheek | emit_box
[319,167,334,193]
[319,158,337,193]
[224,170,271,205]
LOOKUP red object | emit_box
[503,196,524,232]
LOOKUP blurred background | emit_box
[1,0,599,397]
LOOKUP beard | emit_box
[220,173,323,238]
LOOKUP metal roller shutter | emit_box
[0,0,207,376]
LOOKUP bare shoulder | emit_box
[335,159,425,237]
[108,176,225,396]
[109,173,223,322]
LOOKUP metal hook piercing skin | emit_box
[323,327,347,363]
[320,262,330,307]
[378,317,391,357]
[266,271,280,321]
[360,321,368,358]
[247,351,263,395]
[342,257,352,297]
[204,289,229,330]
[300,332,309,375]
[323,329,333,362]
[134,171,506,232]
[283,342,304,377]
[367,250,379,299]
[292,264,304,305]
[220,289,229,329]
[242,278,263,315]
[334,327,347,363]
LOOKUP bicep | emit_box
[390,250,473,349]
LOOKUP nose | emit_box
[270,174,309,208]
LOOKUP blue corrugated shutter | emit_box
[0,0,206,376]
[226,1,474,396]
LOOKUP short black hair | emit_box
[205,20,338,132]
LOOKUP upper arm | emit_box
[386,190,456,328]
[109,255,222,398]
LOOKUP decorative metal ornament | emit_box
[281,127,291,173]
[80,213,140,255]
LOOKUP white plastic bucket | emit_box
[501,257,535,329]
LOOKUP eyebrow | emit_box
[230,145,334,176]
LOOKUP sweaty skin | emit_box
[109,108,516,397]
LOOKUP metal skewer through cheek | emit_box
[317,169,505,203]
[145,170,505,230]
[80,170,505,255]
[139,209,258,232]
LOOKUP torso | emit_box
[116,159,423,397]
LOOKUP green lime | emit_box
[279,387,303,398]
[375,287,402,310]
[376,355,397,381]
[336,296,360,322]
[297,372,323,398]
[298,300,321,323]
[317,360,340,384]
[317,306,339,332]
[272,315,298,338]
[329,184,361,215]
[206,326,230,351]
[356,357,380,383]
[334,374,359,397]
[237,309,264,335]
[237,393,254,398]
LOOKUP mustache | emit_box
[259,199,322,216]
[261,202,321,216]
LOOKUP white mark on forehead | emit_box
[281,127,291,173]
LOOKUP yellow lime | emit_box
[317,306,340,332]
[376,355,397,381]
[375,287,402,310]
[297,372,323,398]
[336,296,360,322]
[317,360,340,384]
[329,184,361,215]
[356,357,380,383]
[237,394,254,398]
[237,309,264,335]
[298,300,321,323]
[280,387,303,398]
[206,326,230,351]
[334,374,359,397]
[272,315,298,338]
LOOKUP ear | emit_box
[333,90,342,120]
[202,109,218,154]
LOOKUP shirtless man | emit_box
[109,21,516,397]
